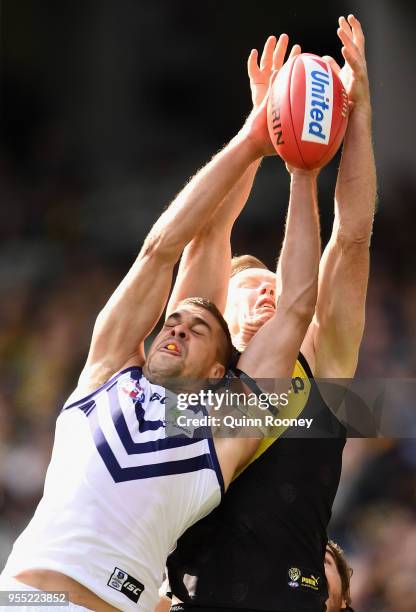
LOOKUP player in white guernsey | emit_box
[0,51,321,611]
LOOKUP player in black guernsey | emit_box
[165,350,346,611]
[161,15,375,612]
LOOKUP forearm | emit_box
[144,135,259,264]
[277,172,320,318]
[309,110,373,377]
[205,159,262,231]
[237,172,320,380]
[167,160,262,313]
[334,107,376,243]
[313,234,369,376]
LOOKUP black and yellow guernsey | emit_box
[166,353,347,612]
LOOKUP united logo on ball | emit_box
[267,53,349,170]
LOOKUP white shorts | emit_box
[0,575,92,611]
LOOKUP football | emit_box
[267,53,349,170]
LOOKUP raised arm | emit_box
[167,35,301,314]
[79,95,274,391]
[237,166,320,380]
[301,15,376,378]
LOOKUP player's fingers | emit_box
[341,45,361,73]
[337,25,357,54]
[260,35,277,71]
[338,15,352,37]
[322,55,341,76]
[248,48,260,79]
[348,14,365,52]
[288,43,301,60]
[271,33,289,70]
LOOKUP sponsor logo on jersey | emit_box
[300,573,320,590]
[288,566,322,591]
[108,567,145,603]
[120,379,145,403]
[149,392,167,404]
[288,566,301,587]
[301,57,333,145]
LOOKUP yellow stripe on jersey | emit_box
[233,358,311,479]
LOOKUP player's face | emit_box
[144,305,226,385]
[225,268,277,338]
[324,547,346,611]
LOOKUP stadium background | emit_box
[0,0,415,610]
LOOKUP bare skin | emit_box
[14,570,120,611]
[325,547,348,611]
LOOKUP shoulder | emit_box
[65,364,145,410]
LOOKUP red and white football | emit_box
[267,53,349,170]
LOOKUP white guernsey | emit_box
[3,367,223,611]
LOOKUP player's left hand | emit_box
[323,15,371,114]
[240,70,279,157]
[248,34,301,108]
[242,35,301,157]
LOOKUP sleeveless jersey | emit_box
[2,367,223,612]
[166,354,347,612]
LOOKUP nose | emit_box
[170,324,188,340]
[259,282,275,297]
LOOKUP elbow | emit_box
[334,221,374,250]
[337,232,372,249]
[294,294,317,327]
[140,230,180,266]
[279,283,317,328]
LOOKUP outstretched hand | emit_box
[248,34,301,108]
[242,34,301,157]
[323,15,371,114]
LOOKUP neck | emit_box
[143,366,204,395]
[232,328,253,352]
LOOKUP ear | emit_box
[209,362,226,379]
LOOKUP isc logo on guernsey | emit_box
[301,57,334,145]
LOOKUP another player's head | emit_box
[144,297,233,388]
[325,540,353,611]
[225,255,276,349]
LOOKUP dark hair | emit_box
[327,540,353,609]
[179,297,233,368]
[230,254,269,278]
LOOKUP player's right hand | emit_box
[323,15,371,115]
[248,34,301,108]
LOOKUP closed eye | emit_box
[164,315,179,328]
[192,327,205,336]
[238,281,260,290]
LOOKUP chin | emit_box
[244,310,274,330]
[253,309,274,322]
[144,354,183,385]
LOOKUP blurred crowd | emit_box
[1,2,416,610]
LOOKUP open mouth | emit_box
[159,341,182,356]
[255,298,275,312]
